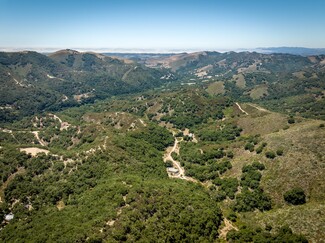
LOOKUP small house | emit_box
[167,167,179,174]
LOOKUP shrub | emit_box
[256,146,263,154]
[147,113,155,120]
[245,143,254,152]
[233,188,272,212]
[214,191,226,202]
[220,178,238,199]
[265,151,276,159]
[252,161,265,170]
[217,160,232,174]
[240,170,262,189]
[213,177,222,186]
[171,152,178,160]
[165,160,173,167]
[288,117,295,124]
[276,148,284,156]
[227,151,234,158]
[242,162,265,173]
[175,132,183,137]
[228,212,237,222]
[265,224,272,231]
[227,225,308,242]
[247,135,260,145]
[284,188,306,205]
[242,165,254,173]
[256,142,267,154]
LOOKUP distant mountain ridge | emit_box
[139,50,325,119]
[1,49,325,122]
[142,50,325,74]
[2,46,325,56]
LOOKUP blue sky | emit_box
[1,0,325,51]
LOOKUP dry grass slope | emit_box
[262,120,325,204]
[242,203,325,243]
[237,104,287,135]
[206,81,225,95]
[249,84,269,99]
[230,103,325,242]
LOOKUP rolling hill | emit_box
[143,51,325,119]
[0,50,174,121]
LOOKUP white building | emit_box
[167,167,179,174]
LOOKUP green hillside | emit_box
[1,85,322,241]
[1,51,324,241]
[0,50,174,122]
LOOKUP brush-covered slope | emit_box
[48,49,170,86]
[0,87,320,241]
[0,101,222,242]
[0,50,174,121]
[146,51,313,74]
[146,51,325,119]
[231,103,325,242]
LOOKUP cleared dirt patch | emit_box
[56,200,65,211]
[74,93,92,102]
[219,218,238,240]
[20,147,50,156]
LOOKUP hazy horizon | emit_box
[1,0,325,50]
[1,46,325,55]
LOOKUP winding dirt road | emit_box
[52,114,63,123]
[219,218,239,240]
[248,103,269,112]
[32,131,47,146]
[163,137,199,183]
[235,102,248,115]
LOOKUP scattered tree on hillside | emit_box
[284,188,306,205]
